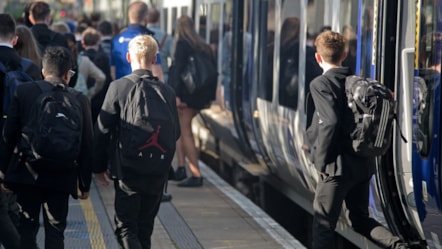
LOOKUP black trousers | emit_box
[114,180,163,249]
[312,154,400,249]
[0,191,20,249]
[16,187,69,249]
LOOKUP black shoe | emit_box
[174,167,187,181]
[161,193,172,202]
[177,176,203,187]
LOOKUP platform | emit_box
[31,162,305,249]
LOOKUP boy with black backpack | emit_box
[0,13,42,249]
[306,31,407,249]
[0,46,93,249]
[93,35,180,249]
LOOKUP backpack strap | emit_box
[159,35,168,50]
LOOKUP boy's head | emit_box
[314,30,347,66]
[82,27,101,47]
[128,1,149,25]
[29,1,51,24]
[42,46,74,79]
[0,14,17,43]
[127,35,158,68]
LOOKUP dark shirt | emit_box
[31,23,69,54]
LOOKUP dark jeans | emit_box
[0,191,20,249]
[16,187,69,249]
[114,180,162,249]
[312,154,401,249]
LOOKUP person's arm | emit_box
[152,52,164,82]
[93,80,120,177]
[309,79,339,173]
[84,57,106,98]
[77,94,93,198]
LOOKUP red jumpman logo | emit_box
[138,125,166,153]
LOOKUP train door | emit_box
[410,0,442,247]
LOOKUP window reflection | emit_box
[258,0,275,101]
[416,32,442,157]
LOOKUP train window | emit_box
[278,1,322,110]
[257,0,276,102]
[278,3,301,109]
[415,1,442,157]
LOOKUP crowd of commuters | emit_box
[0,0,215,248]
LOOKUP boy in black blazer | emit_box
[308,31,406,249]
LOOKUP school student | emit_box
[306,31,407,249]
[94,35,180,249]
[0,46,93,249]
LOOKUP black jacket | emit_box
[0,79,93,197]
[307,67,355,175]
[31,24,69,54]
[93,70,180,192]
[0,46,42,128]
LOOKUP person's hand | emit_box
[1,183,13,194]
[95,171,111,186]
[176,97,187,109]
[78,191,89,200]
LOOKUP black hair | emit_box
[30,1,51,22]
[97,20,113,36]
[42,46,74,77]
[0,14,16,41]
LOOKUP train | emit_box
[69,0,434,248]
[156,0,442,248]
[153,0,442,248]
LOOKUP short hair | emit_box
[128,1,148,24]
[128,35,158,66]
[0,14,16,41]
[51,21,70,34]
[82,27,101,46]
[42,46,74,77]
[97,20,113,36]
[147,8,160,23]
[75,22,89,35]
[90,12,101,22]
[30,1,51,22]
[314,30,346,65]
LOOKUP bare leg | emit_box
[175,137,185,167]
[178,107,201,177]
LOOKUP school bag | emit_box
[344,75,406,157]
[118,74,176,176]
[20,82,83,170]
[180,50,218,96]
[0,58,33,117]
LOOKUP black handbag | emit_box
[180,51,217,94]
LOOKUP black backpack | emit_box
[117,75,176,176]
[344,76,405,157]
[0,59,33,117]
[20,82,83,170]
[180,50,218,97]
